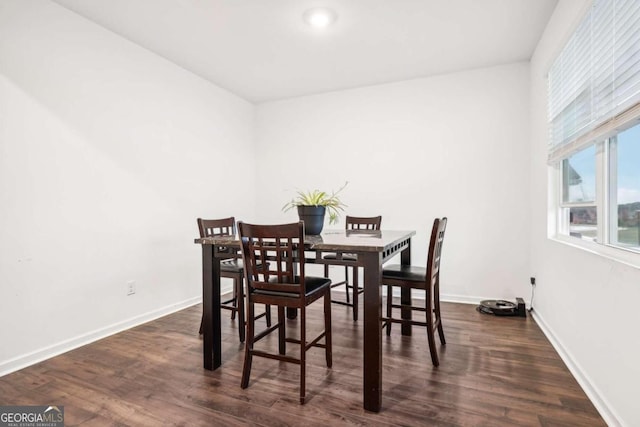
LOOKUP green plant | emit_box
[282,182,348,224]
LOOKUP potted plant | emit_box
[282,182,348,234]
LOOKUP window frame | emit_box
[557,144,601,243]
[553,119,640,267]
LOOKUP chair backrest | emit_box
[427,217,447,289]
[197,217,236,238]
[345,215,382,231]
[238,221,306,298]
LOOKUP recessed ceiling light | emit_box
[303,7,338,29]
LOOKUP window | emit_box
[562,145,596,204]
[610,124,640,250]
[557,121,640,252]
[549,0,640,259]
[560,145,597,242]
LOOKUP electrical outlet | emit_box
[530,277,536,286]
[127,280,136,295]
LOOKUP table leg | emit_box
[202,245,222,370]
[362,251,383,412]
[400,240,412,336]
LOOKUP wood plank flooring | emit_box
[0,299,605,426]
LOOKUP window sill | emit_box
[550,234,640,270]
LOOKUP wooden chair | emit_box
[238,221,332,404]
[381,217,447,366]
[197,217,271,342]
[323,215,382,321]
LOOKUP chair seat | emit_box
[323,253,357,261]
[382,264,426,282]
[257,276,331,298]
[220,258,243,273]
[221,258,265,273]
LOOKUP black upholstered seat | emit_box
[379,264,426,282]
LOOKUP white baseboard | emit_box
[440,293,486,305]
[0,296,202,377]
[531,310,621,427]
[332,287,485,306]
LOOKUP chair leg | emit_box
[278,306,286,355]
[241,297,255,389]
[230,277,237,320]
[385,285,393,336]
[265,304,272,327]
[425,297,439,367]
[437,319,446,345]
[324,291,332,368]
[299,307,306,404]
[427,329,439,367]
[434,281,446,345]
[198,314,204,335]
[236,276,245,343]
[344,266,350,304]
[352,267,359,321]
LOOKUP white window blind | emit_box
[548,0,640,164]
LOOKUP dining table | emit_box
[194,228,416,413]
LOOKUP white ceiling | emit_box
[52,0,558,103]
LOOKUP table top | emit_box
[194,229,416,253]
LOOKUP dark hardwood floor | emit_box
[0,299,605,426]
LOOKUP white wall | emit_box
[530,1,637,426]
[2,2,627,425]
[254,63,532,303]
[0,0,256,374]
